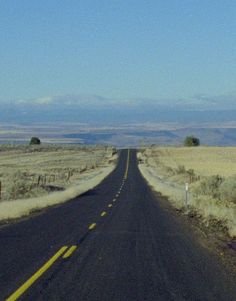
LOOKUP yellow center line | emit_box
[6,246,68,301]
[88,223,96,230]
[101,211,107,217]
[124,149,130,179]
[108,204,113,208]
[63,245,77,259]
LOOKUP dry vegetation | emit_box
[138,146,236,238]
[0,144,117,220]
[148,147,236,178]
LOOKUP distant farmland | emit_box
[1,122,236,147]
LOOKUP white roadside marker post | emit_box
[185,183,189,212]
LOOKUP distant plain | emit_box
[1,121,236,147]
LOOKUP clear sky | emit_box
[0,0,236,101]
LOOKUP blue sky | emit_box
[0,0,236,102]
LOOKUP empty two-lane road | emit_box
[1,150,236,300]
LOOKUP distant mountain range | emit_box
[1,94,236,124]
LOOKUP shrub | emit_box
[165,166,175,174]
[5,171,30,200]
[196,175,224,198]
[175,165,186,174]
[220,176,236,203]
[186,168,196,183]
[30,137,41,145]
[184,135,200,147]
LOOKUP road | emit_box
[1,149,236,300]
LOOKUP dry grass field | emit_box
[138,146,236,237]
[0,144,117,221]
[0,144,115,201]
[148,147,236,178]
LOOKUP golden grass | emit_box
[0,144,117,221]
[0,145,114,201]
[149,146,236,177]
[0,164,116,221]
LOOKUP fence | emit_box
[0,169,78,201]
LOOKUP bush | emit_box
[5,171,29,200]
[30,137,41,145]
[186,168,197,183]
[184,135,200,147]
[165,166,175,174]
[175,165,186,174]
[174,166,198,183]
[196,175,224,198]
[220,176,236,203]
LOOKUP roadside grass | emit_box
[0,144,115,201]
[138,147,236,237]
[148,146,236,178]
[0,164,115,221]
[0,144,117,221]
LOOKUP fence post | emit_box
[37,175,41,187]
[67,170,71,181]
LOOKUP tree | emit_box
[30,137,41,145]
[184,135,200,147]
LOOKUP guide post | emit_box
[185,183,189,211]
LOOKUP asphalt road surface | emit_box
[1,149,236,300]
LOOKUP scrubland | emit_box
[138,146,236,238]
[0,144,117,221]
